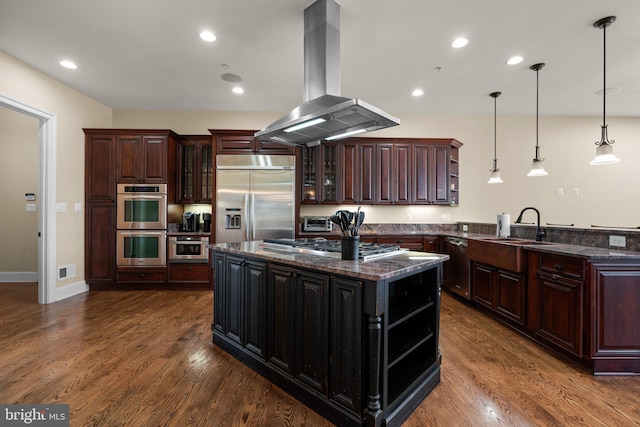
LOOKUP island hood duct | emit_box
[254,0,400,147]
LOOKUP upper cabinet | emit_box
[411,140,458,205]
[300,137,462,206]
[301,142,338,204]
[177,135,213,204]
[211,129,296,155]
[113,130,177,184]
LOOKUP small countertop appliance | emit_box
[182,212,200,232]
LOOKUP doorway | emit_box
[0,94,57,304]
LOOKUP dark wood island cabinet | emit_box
[210,241,448,427]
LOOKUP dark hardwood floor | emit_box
[1,282,639,426]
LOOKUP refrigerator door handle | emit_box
[251,193,256,240]
[244,193,249,241]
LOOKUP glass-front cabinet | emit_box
[177,136,213,204]
[301,143,337,204]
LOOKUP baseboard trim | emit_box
[56,280,89,301]
[0,272,38,282]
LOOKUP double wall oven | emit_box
[116,184,167,267]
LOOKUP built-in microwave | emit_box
[116,230,167,266]
[168,236,209,263]
[116,184,167,230]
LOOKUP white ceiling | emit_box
[1,0,639,117]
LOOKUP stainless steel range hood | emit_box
[254,0,400,147]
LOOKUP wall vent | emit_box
[57,264,76,281]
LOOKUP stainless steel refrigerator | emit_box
[215,154,295,243]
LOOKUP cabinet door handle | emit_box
[554,264,564,271]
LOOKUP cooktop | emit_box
[262,238,407,262]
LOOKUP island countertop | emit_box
[209,240,449,282]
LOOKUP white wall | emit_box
[0,51,113,289]
[114,110,640,229]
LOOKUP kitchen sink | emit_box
[468,237,556,272]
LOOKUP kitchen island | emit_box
[210,240,448,427]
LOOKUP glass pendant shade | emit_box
[488,169,503,184]
[591,137,620,165]
[527,158,548,176]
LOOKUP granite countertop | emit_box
[513,243,640,260]
[299,229,640,260]
[209,241,449,282]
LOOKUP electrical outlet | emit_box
[462,224,468,232]
[609,235,626,247]
[557,188,564,196]
[75,202,82,212]
[573,188,580,196]
[441,214,451,221]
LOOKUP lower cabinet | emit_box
[168,263,210,288]
[526,252,586,358]
[211,249,442,426]
[472,261,526,325]
[116,267,167,284]
[212,254,267,358]
[267,265,330,395]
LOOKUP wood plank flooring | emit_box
[1,283,639,426]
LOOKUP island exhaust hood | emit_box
[254,0,400,147]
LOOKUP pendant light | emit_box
[591,16,620,165]
[488,92,503,184]
[527,63,548,176]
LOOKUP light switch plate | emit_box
[26,204,36,212]
[56,202,67,212]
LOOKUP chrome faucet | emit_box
[515,207,546,241]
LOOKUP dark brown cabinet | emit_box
[376,143,410,205]
[84,129,178,288]
[411,142,455,205]
[116,133,173,183]
[168,263,210,288]
[377,235,425,251]
[299,138,461,206]
[211,129,295,155]
[176,135,213,204]
[588,260,640,374]
[301,143,338,204]
[472,261,526,325]
[527,252,586,357]
[84,132,117,285]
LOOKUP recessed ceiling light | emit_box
[199,31,216,42]
[232,87,244,94]
[59,60,77,69]
[451,37,468,48]
[507,56,524,65]
[412,89,424,97]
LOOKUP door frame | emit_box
[1,94,57,304]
